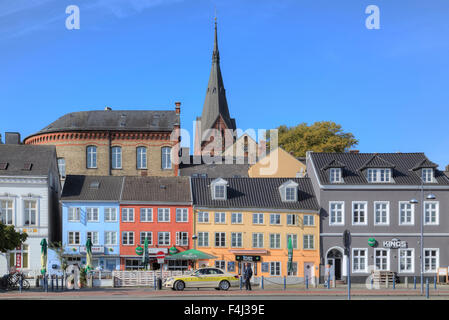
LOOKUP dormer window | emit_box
[329,168,342,183]
[422,168,434,183]
[211,178,228,200]
[279,180,298,202]
[367,168,392,183]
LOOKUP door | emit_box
[334,258,342,280]
[304,263,314,282]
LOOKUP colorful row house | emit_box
[190,177,321,279]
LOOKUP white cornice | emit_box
[0,176,47,184]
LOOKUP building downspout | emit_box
[108,131,112,176]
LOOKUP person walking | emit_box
[244,263,253,291]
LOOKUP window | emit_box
[231,212,242,224]
[105,231,117,245]
[375,249,389,271]
[424,249,439,272]
[270,262,281,276]
[374,201,389,225]
[198,232,209,247]
[367,168,391,183]
[287,262,298,276]
[286,234,298,249]
[161,147,172,169]
[287,214,297,226]
[270,213,281,225]
[87,231,99,245]
[330,168,342,183]
[158,208,170,222]
[176,208,188,222]
[68,207,81,222]
[68,231,80,245]
[8,245,29,269]
[352,202,367,225]
[214,185,226,200]
[252,233,264,248]
[122,232,134,245]
[352,249,367,272]
[399,202,414,225]
[176,232,188,246]
[424,201,439,225]
[198,212,209,223]
[104,208,117,222]
[303,215,314,226]
[252,213,264,225]
[23,200,37,226]
[111,147,122,169]
[303,235,314,250]
[86,146,97,168]
[329,202,344,225]
[215,260,226,270]
[215,232,226,247]
[231,232,243,248]
[399,249,414,273]
[86,208,99,222]
[57,158,66,178]
[136,147,147,169]
[215,212,226,224]
[140,232,153,245]
[140,208,153,222]
[0,200,13,225]
[270,234,281,249]
[122,208,135,222]
[285,187,296,201]
[422,168,434,183]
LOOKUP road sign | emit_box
[157,251,165,264]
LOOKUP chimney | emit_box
[175,102,181,114]
[446,165,449,172]
[105,106,112,111]
[5,132,21,144]
[349,150,359,154]
[0,133,2,144]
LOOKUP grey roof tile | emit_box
[61,175,124,201]
[0,144,56,176]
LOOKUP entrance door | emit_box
[304,263,314,282]
[334,258,342,280]
[327,249,343,280]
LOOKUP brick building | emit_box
[23,104,181,180]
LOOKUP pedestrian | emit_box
[244,263,253,291]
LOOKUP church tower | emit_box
[194,19,236,156]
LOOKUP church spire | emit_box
[212,17,219,64]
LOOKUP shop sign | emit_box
[79,246,104,253]
[368,238,377,247]
[15,252,21,268]
[235,255,261,262]
[383,238,407,249]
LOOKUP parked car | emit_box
[163,267,239,291]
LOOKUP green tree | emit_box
[265,121,358,158]
[0,223,28,272]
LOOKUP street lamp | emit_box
[409,189,436,295]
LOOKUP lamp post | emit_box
[410,185,436,295]
[192,235,198,270]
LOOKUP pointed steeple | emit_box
[200,19,236,137]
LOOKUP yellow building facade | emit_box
[192,209,320,279]
[248,147,306,178]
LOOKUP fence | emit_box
[112,270,186,287]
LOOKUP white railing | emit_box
[112,270,186,287]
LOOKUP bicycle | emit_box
[3,272,30,290]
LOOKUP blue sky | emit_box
[1,0,449,168]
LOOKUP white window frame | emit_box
[374,201,390,226]
[111,146,122,169]
[23,199,38,226]
[303,215,315,226]
[176,232,188,246]
[157,208,170,222]
[122,231,135,246]
[252,212,264,225]
[374,248,390,271]
[231,212,243,224]
[86,207,99,222]
[303,234,315,250]
[136,146,147,170]
[287,214,297,226]
[176,208,188,223]
[286,234,298,249]
[122,208,135,222]
[104,208,117,222]
[68,231,80,245]
[270,261,281,276]
[424,201,439,225]
[214,232,226,247]
[269,233,281,249]
[140,231,153,245]
[158,232,170,246]
[270,213,281,225]
[352,248,368,273]
[424,248,439,273]
[215,260,226,270]
[161,147,172,169]
[214,212,226,224]
[214,185,226,200]
[399,201,414,226]
[329,201,345,226]
[231,232,243,248]
[252,233,264,248]
[422,168,434,183]
[0,199,14,225]
[398,248,415,273]
[86,231,99,245]
[105,231,117,245]
[198,211,209,223]
[140,208,153,222]
[57,158,66,178]
[329,168,342,183]
[197,232,209,247]
[367,168,392,183]
[68,207,81,222]
[86,146,97,169]
[352,201,368,226]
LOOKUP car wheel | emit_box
[175,280,185,291]
[219,280,230,291]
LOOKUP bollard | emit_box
[154,277,157,290]
[45,274,49,292]
[386,275,389,289]
[261,276,264,290]
[332,275,336,288]
[434,275,437,290]
[393,276,395,289]
[327,275,330,289]
[56,275,59,291]
[51,275,54,291]
[371,277,373,290]
[426,278,429,299]
[414,276,416,290]
[306,277,309,289]
[240,276,243,290]
[405,276,408,289]
[19,277,22,293]
[283,276,286,290]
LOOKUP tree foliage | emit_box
[0,223,28,253]
[266,121,359,158]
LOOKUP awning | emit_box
[165,249,217,260]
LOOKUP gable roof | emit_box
[26,109,179,139]
[121,176,192,203]
[309,152,449,185]
[0,144,56,176]
[61,175,124,201]
[411,158,438,170]
[321,159,346,170]
[191,177,319,211]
